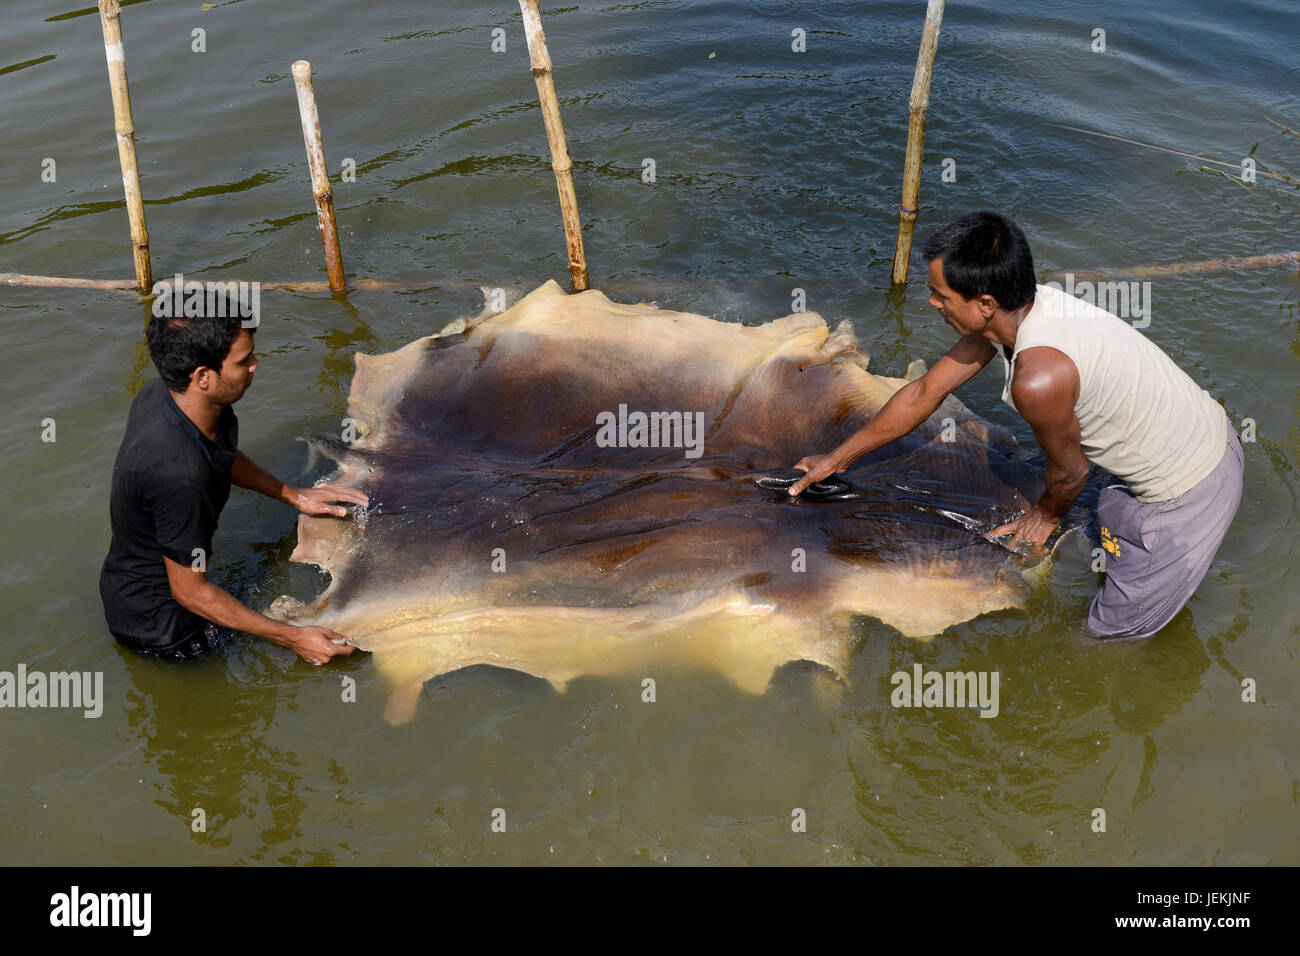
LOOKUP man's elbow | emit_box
[169,583,202,615]
[166,567,208,614]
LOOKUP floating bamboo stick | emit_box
[518,0,589,292]
[1044,250,1300,281]
[7,250,1294,297]
[292,60,346,293]
[0,272,476,293]
[2,273,137,290]
[98,0,151,295]
[1057,124,1295,182]
[890,0,945,286]
[1266,117,1300,139]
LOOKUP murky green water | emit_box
[2,0,1296,865]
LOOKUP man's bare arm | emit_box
[163,556,355,664]
[232,450,368,516]
[231,450,292,503]
[788,333,997,495]
[987,346,1090,550]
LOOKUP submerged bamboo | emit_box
[890,0,945,286]
[518,0,590,291]
[97,0,151,295]
[292,60,346,292]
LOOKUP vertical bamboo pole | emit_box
[518,0,589,291]
[292,60,346,293]
[890,0,945,286]
[98,0,151,295]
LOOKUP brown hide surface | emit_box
[273,280,1047,722]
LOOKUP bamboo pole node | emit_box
[518,0,590,292]
[890,0,945,287]
[97,0,152,295]
[292,60,346,293]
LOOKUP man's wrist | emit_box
[263,621,299,647]
[1031,504,1065,528]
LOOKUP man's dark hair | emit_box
[146,289,247,391]
[921,211,1036,310]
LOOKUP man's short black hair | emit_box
[921,211,1036,310]
[146,289,247,392]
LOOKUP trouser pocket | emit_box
[1096,483,1151,568]
[1088,483,1163,637]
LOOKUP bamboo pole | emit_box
[292,60,346,292]
[517,0,589,292]
[890,0,945,286]
[98,0,151,295]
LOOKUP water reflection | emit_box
[119,643,315,858]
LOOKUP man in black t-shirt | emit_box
[100,291,366,666]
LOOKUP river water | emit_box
[1,0,1296,864]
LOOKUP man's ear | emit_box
[977,294,1000,318]
[191,365,213,391]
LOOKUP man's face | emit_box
[927,257,995,337]
[196,329,257,404]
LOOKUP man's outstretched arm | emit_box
[231,450,368,516]
[164,557,355,665]
[788,333,997,495]
[986,346,1090,551]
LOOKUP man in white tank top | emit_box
[788,211,1242,640]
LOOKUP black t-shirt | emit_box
[99,377,239,650]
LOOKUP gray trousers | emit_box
[1086,428,1244,640]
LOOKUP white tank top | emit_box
[1000,283,1228,502]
